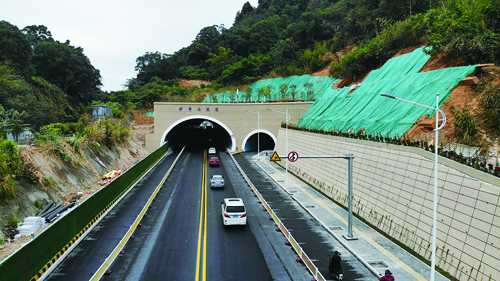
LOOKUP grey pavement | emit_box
[251,150,449,281]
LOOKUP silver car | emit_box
[210,175,225,188]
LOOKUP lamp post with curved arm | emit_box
[246,110,260,156]
[267,108,290,189]
[381,93,446,281]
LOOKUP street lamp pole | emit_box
[381,93,446,281]
[246,110,260,155]
[267,108,290,188]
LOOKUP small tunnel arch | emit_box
[241,129,276,152]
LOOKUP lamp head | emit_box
[380,94,396,99]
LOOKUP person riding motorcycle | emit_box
[379,269,395,281]
[329,251,343,277]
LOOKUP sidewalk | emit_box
[252,151,449,281]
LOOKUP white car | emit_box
[210,175,225,188]
[221,198,246,226]
[208,147,216,154]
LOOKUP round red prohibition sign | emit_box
[288,151,299,162]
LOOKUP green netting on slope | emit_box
[202,75,339,103]
[362,46,432,84]
[297,49,476,138]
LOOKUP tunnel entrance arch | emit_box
[241,130,276,152]
[160,115,236,151]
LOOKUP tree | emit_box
[0,21,33,78]
[263,85,273,101]
[32,41,102,106]
[0,108,29,142]
[193,25,220,52]
[135,51,163,73]
[206,47,238,81]
[279,83,289,100]
[257,86,266,102]
[229,91,237,103]
[246,87,253,102]
[304,82,315,101]
[289,84,298,101]
[248,17,280,54]
[22,25,54,45]
[235,2,255,23]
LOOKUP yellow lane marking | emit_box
[265,163,427,280]
[196,150,208,281]
[203,151,208,281]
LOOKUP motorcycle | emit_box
[330,267,344,281]
[328,253,344,280]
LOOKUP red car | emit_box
[209,157,220,166]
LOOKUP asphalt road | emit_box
[234,152,375,280]
[45,148,180,281]
[44,132,332,281]
[102,137,273,280]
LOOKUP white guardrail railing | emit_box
[90,146,186,280]
[228,151,327,281]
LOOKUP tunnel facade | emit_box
[146,102,313,153]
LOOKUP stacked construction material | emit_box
[14,216,45,240]
[37,201,76,223]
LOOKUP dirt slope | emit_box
[0,120,153,261]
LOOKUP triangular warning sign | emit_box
[270,151,281,161]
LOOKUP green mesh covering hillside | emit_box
[202,75,339,103]
[297,47,476,137]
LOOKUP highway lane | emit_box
[104,138,272,280]
[44,149,180,281]
[205,151,271,280]
[234,152,375,280]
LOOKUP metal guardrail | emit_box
[227,151,327,281]
[252,156,382,279]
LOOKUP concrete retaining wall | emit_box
[274,128,500,281]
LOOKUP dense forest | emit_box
[2,0,500,130]
[1,0,500,200]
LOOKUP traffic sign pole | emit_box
[289,154,357,240]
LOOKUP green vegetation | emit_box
[2,0,500,197]
[479,70,500,134]
[451,105,479,145]
[2,0,500,120]
[0,138,24,201]
[6,215,20,227]
[33,199,42,209]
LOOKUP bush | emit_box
[0,140,23,200]
[43,177,56,188]
[451,105,479,145]
[34,199,42,209]
[7,215,20,227]
[40,123,71,136]
[480,73,500,134]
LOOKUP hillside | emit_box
[0,118,153,260]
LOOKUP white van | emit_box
[221,198,246,226]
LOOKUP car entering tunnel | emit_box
[163,118,233,151]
